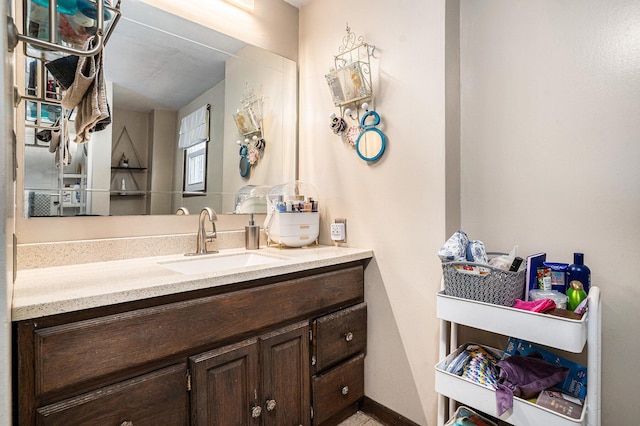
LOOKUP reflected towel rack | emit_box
[8,0,121,58]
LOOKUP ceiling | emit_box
[103,1,246,112]
[283,0,310,8]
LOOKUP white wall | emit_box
[1,0,14,422]
[299,0,448,423]
[86,81,114,216]
[301,0,640,424]
[459,1,640,424]
[222,45,298,213]
[148,109,177,215]
[175,83,225,214]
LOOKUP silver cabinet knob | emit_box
[120,422,133,426]
[341,385,349,395]
[345,332,354,342]
[266,399,277,411]
[251,406,262,418]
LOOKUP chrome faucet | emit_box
[194,207,218,255]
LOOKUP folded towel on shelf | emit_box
[513,298,556,313]
[462,345,499,389]
[446,344,499,390]
[61,36,111,143]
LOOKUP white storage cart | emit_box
[435,286,601,426]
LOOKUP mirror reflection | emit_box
[21,0,297,218]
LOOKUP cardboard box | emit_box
[503,338,587,399]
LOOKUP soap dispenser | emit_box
[245,214,260,250]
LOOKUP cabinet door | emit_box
[190,338,261,426]
[35,363,188,426]
[261,321,311,426]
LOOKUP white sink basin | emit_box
[158,252,284,275]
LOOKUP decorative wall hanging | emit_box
[325,24,386,163]
[234,83,266,178]
[356,107,386,162]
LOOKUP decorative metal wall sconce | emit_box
[234,84,266,177]
[325,24,386,163]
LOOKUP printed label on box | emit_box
[454,264,490,276]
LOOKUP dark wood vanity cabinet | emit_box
[14,262,368,426]
[34,363,189,426]
[190,321,310,425]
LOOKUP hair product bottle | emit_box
[567,281,588,311]
[566,252,591,293]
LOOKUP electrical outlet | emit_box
[331,218,347,243]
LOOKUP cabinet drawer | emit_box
[31,265,363,397]
[35,363,188,426]
[312,354,364,425]
[313,303,366,372]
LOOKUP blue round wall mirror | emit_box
[239,155,251,177]
[356,110,386,162]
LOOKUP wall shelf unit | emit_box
[110,126,147,200]
[435,287,601,426]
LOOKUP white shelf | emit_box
[435,344,587,426]
[436,287,601,426]
[437,291,587,353]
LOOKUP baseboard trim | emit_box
[360,396,420,426]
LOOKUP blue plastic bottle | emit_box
[566,252,591,293]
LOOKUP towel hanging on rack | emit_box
[178,105,210,148]
[61,35,111,143]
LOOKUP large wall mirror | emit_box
[19,0,297,220]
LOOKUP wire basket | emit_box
[442,262,526,306]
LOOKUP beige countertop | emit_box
[12,245,373,321]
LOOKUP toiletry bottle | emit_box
[566,252,591,293]
[73,183,80,204]
[567,280,587,311]
[245,214,260,250]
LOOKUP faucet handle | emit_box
[207,207,218,221]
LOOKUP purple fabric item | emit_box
[495,353,569,415]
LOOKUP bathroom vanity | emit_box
[12,246,372,425]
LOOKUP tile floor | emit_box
[338,411,385,426]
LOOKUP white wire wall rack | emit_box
[325,23,376,119]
